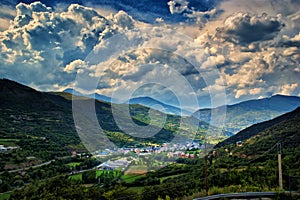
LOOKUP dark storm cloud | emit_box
[216,12,283,44]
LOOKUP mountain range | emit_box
[127,96,192,116]
[193,95,300,133]
[63,87,300,135]
[2,78,300,153]
[63,88,114,103]
[0,79,230,154]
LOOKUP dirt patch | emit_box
[124,165,148,175]
[4,160,42,170]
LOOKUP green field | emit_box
[95,170,120,179]
[69,173,82,181]
[120,174,144,183]
[0,192,11,200]
[66,162,81,167]
[0,139,19,146]
[96,170,105,178]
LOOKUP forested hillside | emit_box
[7,105,300,199]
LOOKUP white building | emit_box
[0,145,7,153]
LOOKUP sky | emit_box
[0,0,300,110]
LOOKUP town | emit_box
[91,140,210,172]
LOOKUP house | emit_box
[139,152,151,156]
[97,151,109,157]
[0,145,7,153]
[236,141,243,147]
[6,146,18,151]
[189,154,195,159]
[98,163,113,170]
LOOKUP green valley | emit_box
[1,79,299,199]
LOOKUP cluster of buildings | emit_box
[91,140,214,172]
[94,140,206,159]
[167,151,197,158]
[96,157,134,171]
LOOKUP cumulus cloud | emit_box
[64,59,88,74]
[112,10,135,30]
[0,2,222,109]
[201,54,225,69]
[221,46,299,100]
[283,47,298,56]
[74,5,299,106]
[216,12,283,44]
[249,87,263,95]
[83,27,220,109]
[190,6,300,103]
[0,2,138,89]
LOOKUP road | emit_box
[0,160,55,174]
[1,155,75,174]
[7,160,55,173]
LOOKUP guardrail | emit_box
[194,192,277,200]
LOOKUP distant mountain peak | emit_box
[128,96,191,116]
[62,88,113,103]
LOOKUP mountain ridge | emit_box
[63,88,191,116]
[63,88,114,103]
[215,106,300,148]
[0,78,230,151]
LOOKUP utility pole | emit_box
[204,138,208,196]
[277,143,283,190]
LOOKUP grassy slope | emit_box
[6,100,300,199]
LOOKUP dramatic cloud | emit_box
[77,27,222,110]
[20,0,221,24]
[1,0,300,108]
[216,12,282,44]
[189,1,300,103]
[0,2,140,89]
